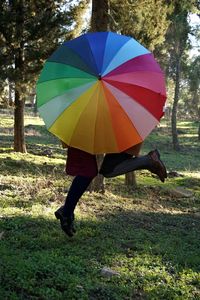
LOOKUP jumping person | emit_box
[55,144,167,237]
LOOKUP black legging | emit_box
[63,175,94,217]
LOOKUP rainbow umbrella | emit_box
[36,32,166,154]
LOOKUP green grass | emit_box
[0,113,200,299]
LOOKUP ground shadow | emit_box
[0,124,58,148]
[0,156,65,177]
[0,208,200,299]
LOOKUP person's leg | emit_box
[63,175,93,217]
[55,175,94,236]
[125,142,143,156]
[99,152,133,175]
[99,149,167,182]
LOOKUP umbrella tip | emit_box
[98,74,101,80]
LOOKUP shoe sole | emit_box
[55,211,61,220]
[55,210,76,235]
[153,149,167,178]
[149,150,167,182]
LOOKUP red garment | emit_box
[66,147,98,178]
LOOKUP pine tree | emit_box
[187,56,200,140]
[70,0,90,38]
[109,0,171,50]
[91,0,109,31]
[164,1,195,150]
[0,0,74,152]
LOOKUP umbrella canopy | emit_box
[36,32,166,154]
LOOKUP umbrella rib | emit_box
[102,81,159,140]
[38,81,97,129]
[68,85,98,148]
[102,38,133,76]
[102,82,143,149]
[38,62,97,84]
[37,76,96,84]
[92,84,119,153]
[102,39,150,76]
[105,70,164,77]
[105,81,166,120]
[65,38,99,77]
[48,58,94,77]
[92,88,99,153]
[103,79,166,97]
[85,35,101,76]
[101,34,130,75]
[103,53,163,77]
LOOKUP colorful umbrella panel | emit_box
[37,32,166,154]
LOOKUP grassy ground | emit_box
[0,113,200,300]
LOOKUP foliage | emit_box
[160,1,197,150]
[109,0,171,50]
[186,56,200,118]
[70,0,91,38]
[0,0,75,99]
[0,0,82,152]
[0,113,200,299]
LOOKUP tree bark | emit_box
[14,45,26,153]
[198,108,200,141]
[125,172,137,189]
[91,0,109,31]
[171,57,181,151]
[8,81,14,107]
[13,1,26,152]
[14,87,26,153]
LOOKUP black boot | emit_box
[99,152,132,175]
[147,149,167,182]
[100,149,167,182]
[55,206,76,237]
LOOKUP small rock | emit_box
[168,171,184,178]
[169,187,193,198]
[42,149,53,156]
[101,267,120,277]
[76,285,84,291]
[0,231,4,240]
[193,212,200,218]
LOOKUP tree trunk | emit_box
[171,57,181,151]
[14,45,26,153]
[8,81,14,107]
[14,87,26,153]
[125,172,137,189]
[89,0,109,192]
[91,0,109,31]
[198,108,200,141]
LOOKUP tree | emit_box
[0,0,74,152]
[164,1,194,150]
[70,0,90,38]
[91,0,109,31]
[187,56,200,139]
[109,0,171,50]
[171,15,190,151]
